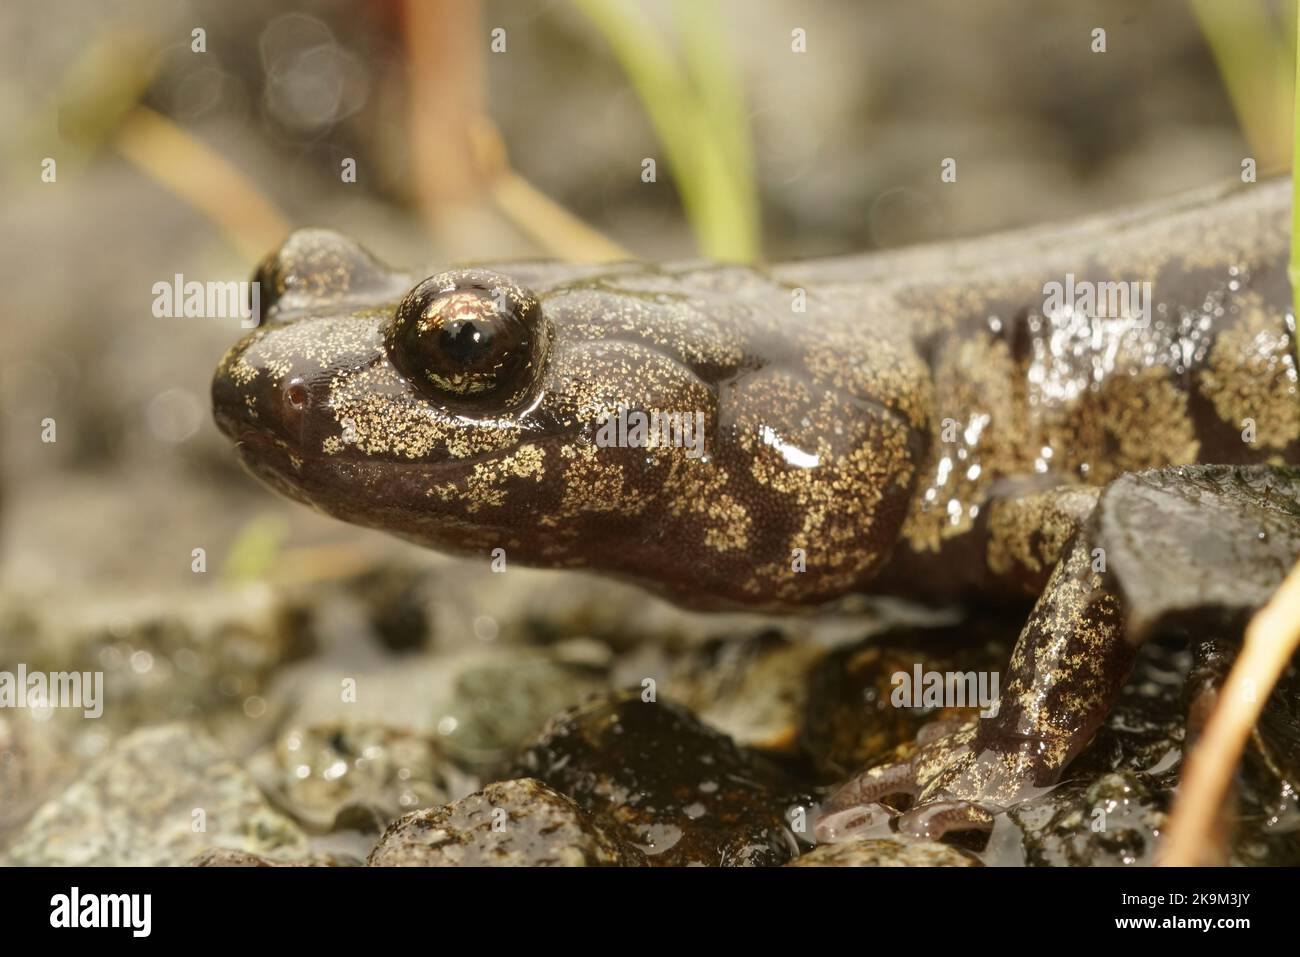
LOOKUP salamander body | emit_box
[211,179,1299,838]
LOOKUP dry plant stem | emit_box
[490,172,632,262]
[113,106,290,262]
[403,1,625,261]
[1160,555,1300,865]
[1181,681,1234,864]
[403,0,487,222]
[470,121,631,262]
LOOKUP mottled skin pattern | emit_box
[213,179,1299,841]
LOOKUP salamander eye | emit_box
[385,270,547,406]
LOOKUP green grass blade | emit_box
[1291,4,1300,366]
[1190,0,1290,171]
[571,0,760,261]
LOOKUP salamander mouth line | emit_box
[230,424,562,479]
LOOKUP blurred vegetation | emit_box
[572,0,760,261]
[1190,0,1300,362]
[1190,0,1293,173]
[1293,7,1300,349]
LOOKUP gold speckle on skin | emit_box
[1198,292,1300,449]
[556,442,647,518]
[229,357,259,387]
[218,183,1299,618]
[903,302,1202,555]
[431,444,547,513]
[1072,368,1200,483]
[545,285,746,373]
[1002,538,1122,748]
[326,360,521,462]
[986,486,1099,588]
[221,188,1300,836]
[665,454,750,553]
[735,376,917,599]
[902,335,1022,553]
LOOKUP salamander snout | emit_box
[210,334,319,451]
[210,338,254,443]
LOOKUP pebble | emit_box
[368,778,643,866]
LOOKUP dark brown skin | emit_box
[212,179,1299,841]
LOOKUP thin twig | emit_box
[1160,556,1300,865]
[402,0,487,222]
[471,119,631,261]
[113,106,290,262]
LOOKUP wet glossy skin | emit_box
[213,179,1299,840]
[213,233,931,610]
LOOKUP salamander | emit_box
[211,178,1300,842]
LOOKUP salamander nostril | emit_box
[284,378,310,411]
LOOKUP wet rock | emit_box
[1191,636,1300,865]
[1069,639,1186,780]
[622,629,826,753]
[264,656,460,740]
[1011,772,1168,867]
[1233,778,1300,867]
[0,711,90,850]
[1010,642,1184,867]
[439,642,609,771]
[342,563,433,653]
[248,719,462,833]
[368,778,642,866]
[509,691,812,866]
[1253,654,1300,787]
[800,620,1011,779]
[1095,465,1300,639]
[0,585,309,732]
[264,640,606,762]
[189,848,360,866]
[2,723,308,865]
[791,838,981,867]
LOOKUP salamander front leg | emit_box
[816,532,1137,842]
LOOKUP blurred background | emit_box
[3,0,1295,585]
[0,0,1296,860]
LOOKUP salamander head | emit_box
[213,230,926,608]
[213,231,726,575]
